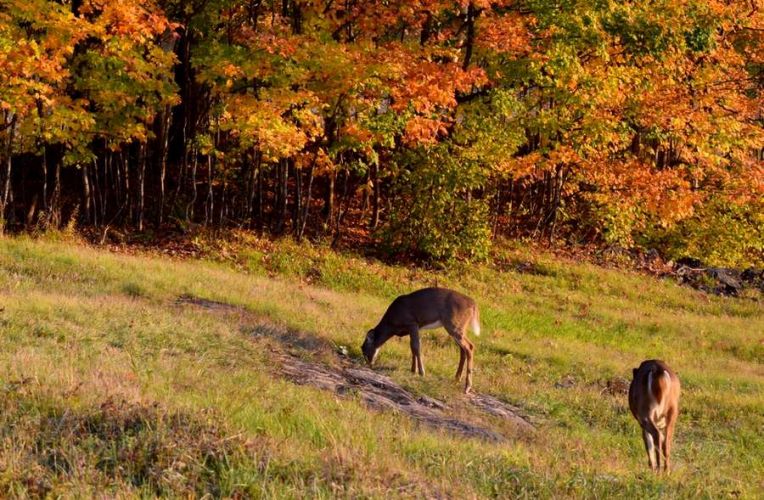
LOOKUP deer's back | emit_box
[629,359,680,422]
[382,287,476,329]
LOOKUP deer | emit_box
[628,359,681,473]
[361,287,480,393]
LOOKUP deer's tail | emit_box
[470,306,481,336]
[648,365,671,406]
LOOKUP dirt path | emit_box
[178,295,535,441]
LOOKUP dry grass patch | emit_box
[0,390,261,498]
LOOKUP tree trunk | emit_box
[82,162,92,225]
[292,160,301,233]
[463,2,477,70]
[137,143,146,231]
[256,160,263,231]
[122,151,130,226]
[42,145,48,211]
[51,159,62,228]
[371,162,380,230]
[204,154,213,226]
[332,167,350,248]
[297,153,316,241]
[323,169,335,225]
[186,148,198,223]
[94,156,105,225]
[157,105,171,227]
[1,117,15,231]
[274,157,288,234]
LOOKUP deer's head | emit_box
[361,329,380,366]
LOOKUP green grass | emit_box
[0,234,762,498]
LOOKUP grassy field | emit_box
[0,235,762,498]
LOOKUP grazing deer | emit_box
[361,287,480,393]
[628,359,680,473]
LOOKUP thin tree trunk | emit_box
[249,148,262,229]
[492,181,502,237]
[371,162,380,230]
[122,151,130,225]
[323,169,335,224]
[137,143,146,230]
[256,160,263,231]
[245,147,258,223]
[171,137,189,217]
[42,145,48,211]
[186,148,198,223]
[51,159,62,228]
[274,157,288,234]
[332,167,350,248]
[220,167,227,226]
[297,153,317,241]
[204,154,213,226]
[157,106,170,227]
[463,2,477,70]
[1,117,16,231]
[94,156,105,225]
[82,162,92,225]
[292,160,301,233]
[25,194,38,227]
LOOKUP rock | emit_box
[602,376,630,396]
[741,267,764,283]
[740,268,764,292]
[555,375,576,389]
[645,248,661,262]
[278,354,533,442]
[468,393,536,432]
[707,267,742,295]
[676,256,704,268]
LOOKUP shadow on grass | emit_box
[177,294,336,354]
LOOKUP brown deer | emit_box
[628,359,681,473]
[361,287,480,393]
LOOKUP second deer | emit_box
[628,359,681,473]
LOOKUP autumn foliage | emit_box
[0,0,762,264]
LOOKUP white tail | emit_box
[470,309,481,336]
[648,370,672,408]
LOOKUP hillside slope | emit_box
[0,237,762,498]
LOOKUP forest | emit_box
[1,0,762,264]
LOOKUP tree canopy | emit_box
[1,0,762,264]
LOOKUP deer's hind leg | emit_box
[462,337,475,393]
[642,419,662,471]
[641,427,657,470]
[445,321,474,393]
[662,409,677,473]
[455,347,466,381]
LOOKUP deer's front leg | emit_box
[409,328,425,376]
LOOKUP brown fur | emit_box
[628,359,680,472]
[361,287,480,393]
